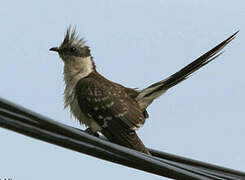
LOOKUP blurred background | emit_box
[0,1,244,179]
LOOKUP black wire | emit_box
[0,98,205,179]
[150,149,245,180]
[0,97,244,180]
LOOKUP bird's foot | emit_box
[85,128,100,137]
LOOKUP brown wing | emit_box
[75,72,145,129]
[100,117,151,155]
[75,72,150,154]
[123,87,149,118]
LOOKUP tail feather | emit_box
[136,31,238,109]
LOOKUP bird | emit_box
[50,27,238,155]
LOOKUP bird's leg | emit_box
[85,128,100,137]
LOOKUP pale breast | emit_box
[64,73,102,132]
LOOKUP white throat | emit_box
[63,56,93,83]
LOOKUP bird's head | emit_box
[50,27,95,76]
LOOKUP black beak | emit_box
[49,47,59,52]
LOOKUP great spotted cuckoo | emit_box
[50,28,237,155]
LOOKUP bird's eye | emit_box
[70,47,76,52]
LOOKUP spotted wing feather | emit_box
[75,72,150,154]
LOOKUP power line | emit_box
[0,97,244,180]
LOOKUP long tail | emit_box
[136,31,238,109]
